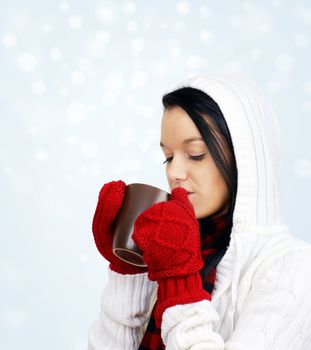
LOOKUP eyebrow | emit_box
[160,137,204,148]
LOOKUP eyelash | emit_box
[162,154,206,165]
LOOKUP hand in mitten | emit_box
[92,180,148,275]
[132,187,212,327]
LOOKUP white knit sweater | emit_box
[88,74,311,349]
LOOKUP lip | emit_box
[172,187,194,195]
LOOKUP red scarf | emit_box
[138,212,232,349]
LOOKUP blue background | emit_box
[0,1,310,349]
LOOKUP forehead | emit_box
[161,106,199,134]
[160,106,205,148]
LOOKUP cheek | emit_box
[193,167,229,217]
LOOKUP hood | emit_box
[163,73,293,302]
[164,73,287,233]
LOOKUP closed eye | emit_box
[162,154,206,165]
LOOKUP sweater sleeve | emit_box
[87,267,157,350]
[160,247,311,350]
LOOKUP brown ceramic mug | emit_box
[112,183,170,267]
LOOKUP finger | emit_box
[170,187,196,216]
[170,187,189,202]
[99,180,126,201]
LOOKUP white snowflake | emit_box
[199,30,215,44]
[199,5,211,18]
[42,24,51,32]
[67,102,89,124]
[4,165,12,174]
[17,53,37,72]
[29,126,39,136]
[46,183,53,191]
[88,31,111,58]
[167,38,181,56]
[64,174,73,183]
[96,3,118,22]
[34,149,48,162]
[123,2,136,14]
[293,33,309,48]
[130,37,144,55]
[59,1,70,11]
[176,1,190,15]
[2,33,17,48]
[68,15,82,29]
[271,0,281,8]
[95,31,111,45]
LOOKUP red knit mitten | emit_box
[92,180,148,275]
[132,187,211,327]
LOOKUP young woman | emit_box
[88,73,311,349]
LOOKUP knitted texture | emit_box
[92,180,148,275]
[132,187,203,281]
[138,211,231,349]
[155,271,212,328]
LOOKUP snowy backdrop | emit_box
[0,1,310,349]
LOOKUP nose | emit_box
[166,156,188,182]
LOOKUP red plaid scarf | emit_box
[138,211,232,350]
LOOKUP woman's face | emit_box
[160,106,230,219]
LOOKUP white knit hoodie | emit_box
[88,74,311,350]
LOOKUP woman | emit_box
[88,73,311,349]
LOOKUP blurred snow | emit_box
[1,1,310,349]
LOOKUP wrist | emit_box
[155,271,212,327]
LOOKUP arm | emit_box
[88,267,157,350]
[161,247,311,349]
[88,180,156,349]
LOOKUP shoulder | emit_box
[254,236,311,295]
